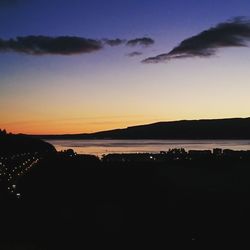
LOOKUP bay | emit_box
[46,139,250,157]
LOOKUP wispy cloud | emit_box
[103,38,126,46]
[0,35,155,56]
[127,51,143,57]
[127,37,154,46]
[143,17,250,63]
[0,36,103,55]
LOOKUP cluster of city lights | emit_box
[0,152,41,198]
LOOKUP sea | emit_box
[46,139,250,157]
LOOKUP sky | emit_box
[1,0,250,134]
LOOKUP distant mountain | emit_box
[34,117,250,140]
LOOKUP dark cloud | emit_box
[103,38,126,46]
[127,51,143,57]
[0,36,103,55]
[143,17,250,63]
[127,37,154,46]
[0,35,155,56]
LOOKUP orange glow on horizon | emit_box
[1,117,165,135]
[1,50,250,135]
[2,113,250,135]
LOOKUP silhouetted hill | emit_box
[0,132,56,155]
[36,117,250,139]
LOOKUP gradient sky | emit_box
[1,0,250,134]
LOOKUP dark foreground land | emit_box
[1,145,250,249]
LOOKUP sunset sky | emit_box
[1,0,250,134]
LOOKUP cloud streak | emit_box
[0,36,103,55]
[103,38,126,46]
[0,35,154,56]
[127,37,154,46]
[127,51,143,57]
[143,17,250,63]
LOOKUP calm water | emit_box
[46,139,250,156]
